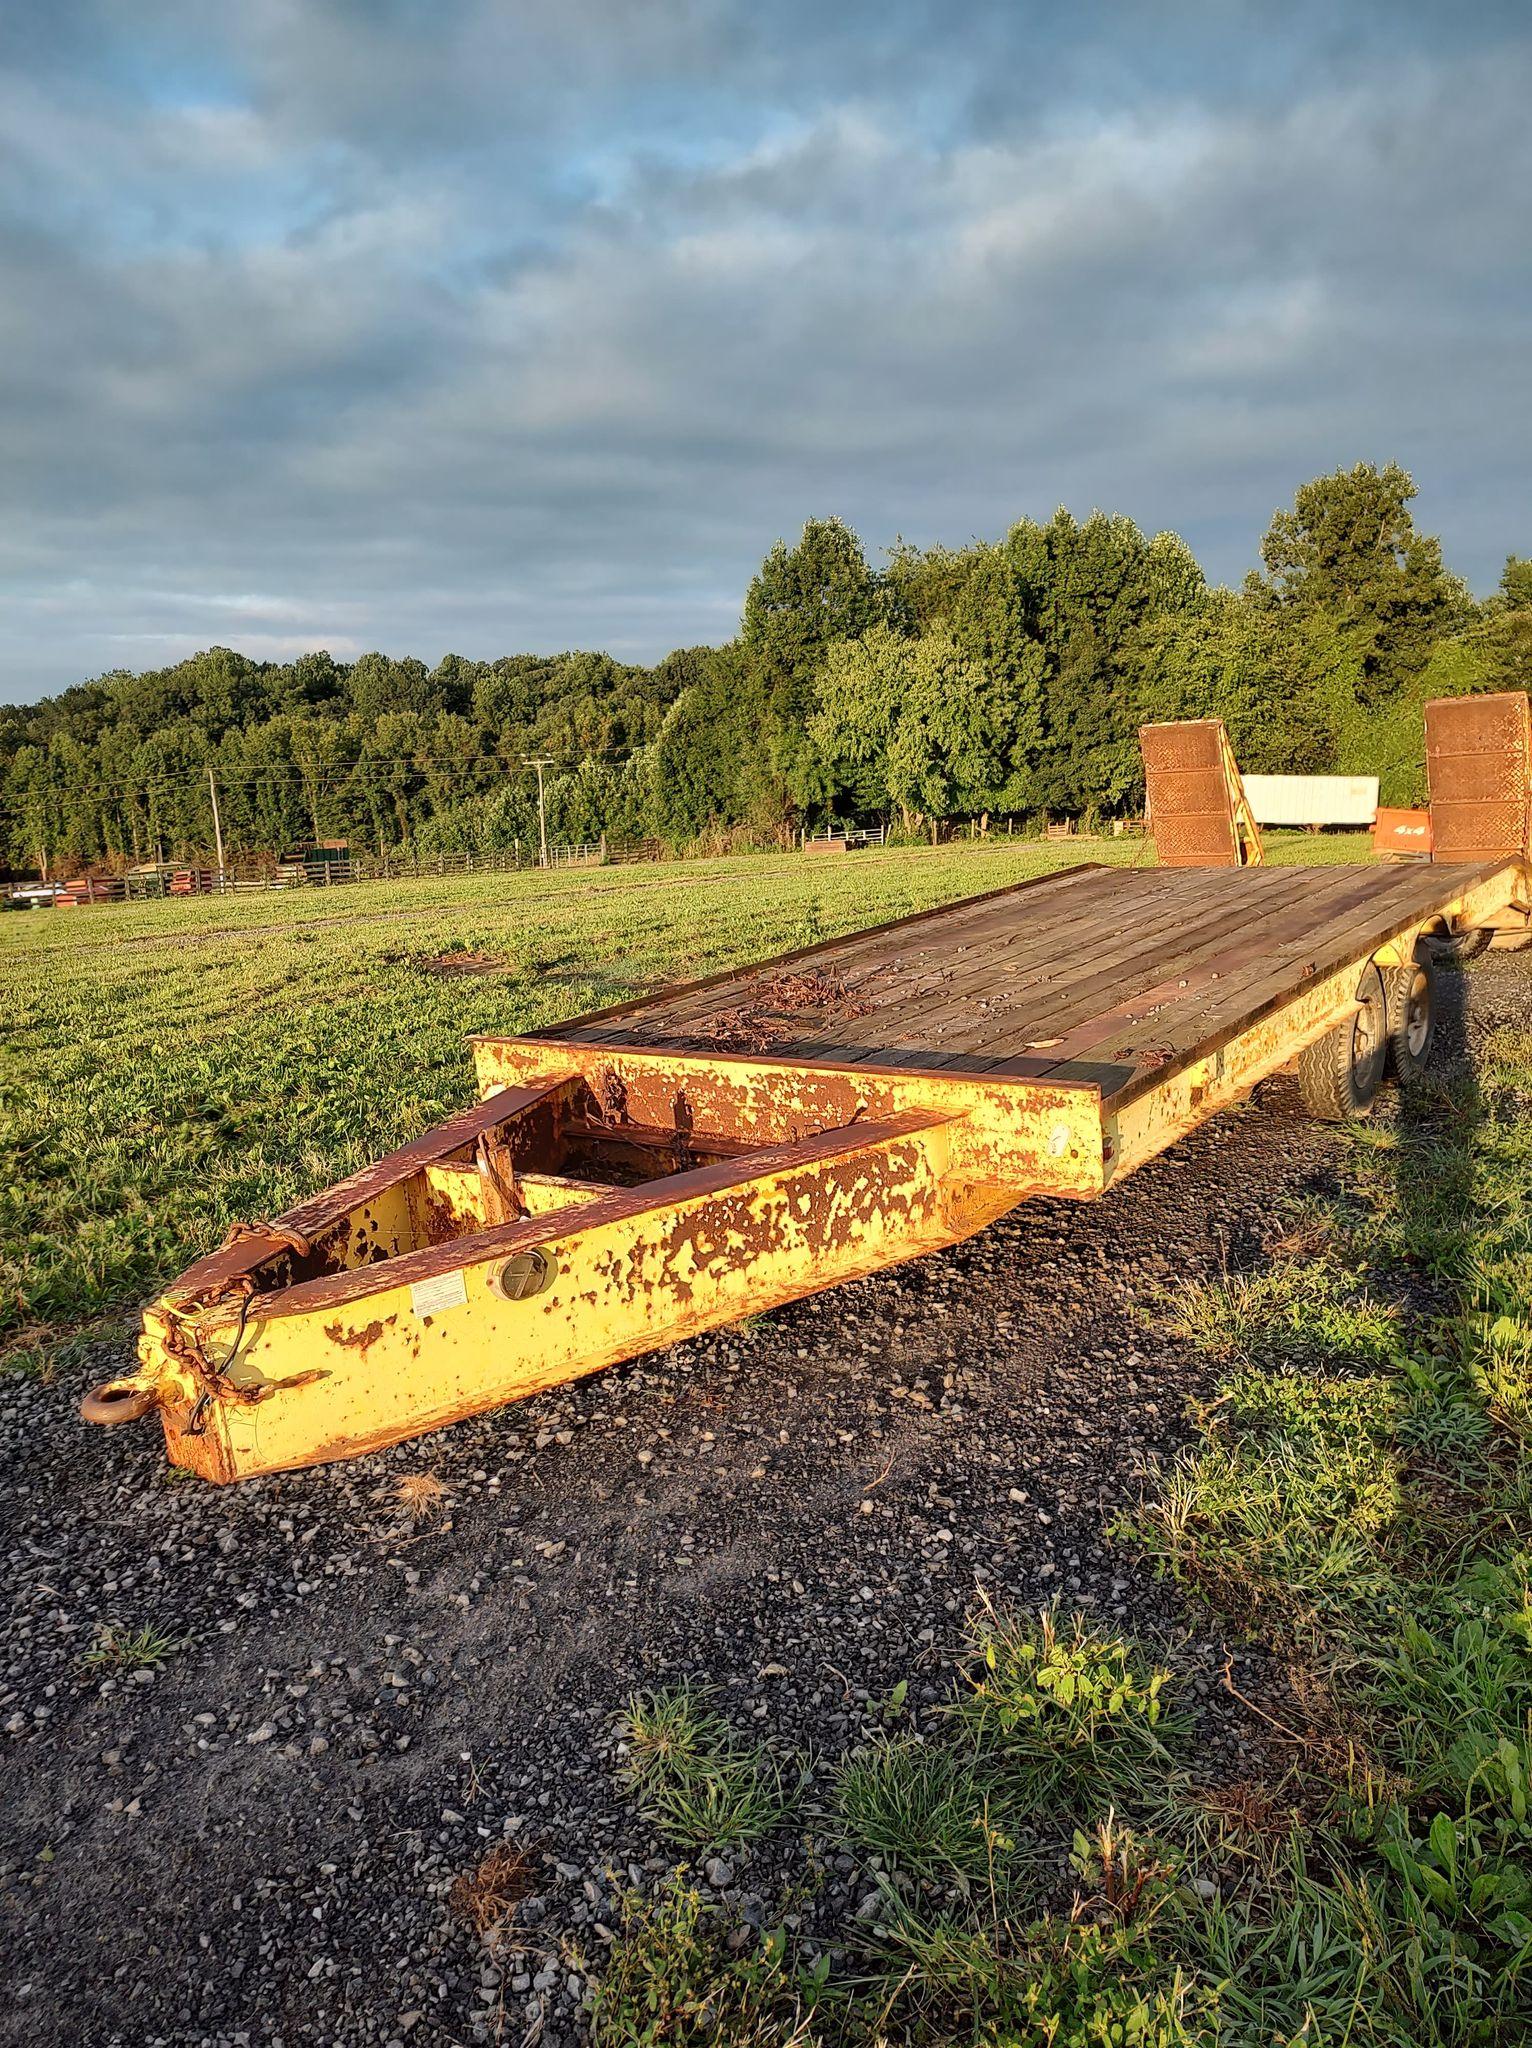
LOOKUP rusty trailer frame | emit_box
[85,850,1527,1483]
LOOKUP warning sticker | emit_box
[410,1269,468,1318]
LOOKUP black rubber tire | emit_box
[1299,961,1390,1121]
[1386,946,1437,1085]
[1427,924,1492,963]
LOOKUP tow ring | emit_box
[80,1380,160,1426]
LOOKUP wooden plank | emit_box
[535,860,1512,1091]
[570,870,1138,1064]
[1028,868,1420,1077]
[1095,859,1511,1102]
[609,864,1129,1043]
[822,867,1207,1045]
[786,867,1251,1065]
[915,867,1315,1069]
[1120,862,1454,1035]
[990,901,1375,1080]
[694,870,1222,1070]
[1093,864,1454,1069]
[719,866,1204,1065]
[619,865,1304,1070]
[536,862,1111,1047]
[946,865,1432,1084]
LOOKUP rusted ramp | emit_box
[1139,718,1264,868]
[1426,691,1532,862]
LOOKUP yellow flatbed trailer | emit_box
[84,853,1527,1482]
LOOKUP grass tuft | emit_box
[1153,1257,1400,1371]
[833,1738,1005,1882]
[81,1623,183,1671]
[1125,1371,1405,1633]
[854,1881,1216,2047]
[617,1685,791,1850]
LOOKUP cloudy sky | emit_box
[1,2,1528,702]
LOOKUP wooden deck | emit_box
[535,860,1512,1104]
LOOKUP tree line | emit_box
[2,462,1528,875]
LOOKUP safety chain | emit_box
[162,1220,317,1423]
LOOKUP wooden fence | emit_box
[106,838,666,901]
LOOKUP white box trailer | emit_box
[1242,774,1379,829]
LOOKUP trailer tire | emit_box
[1427,924,1492,963]
[1386,946,1437,1086]
[1299,962,1389,1121]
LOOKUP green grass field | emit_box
[0,831,1367,1374]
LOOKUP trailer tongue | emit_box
[84,853,1523,1482]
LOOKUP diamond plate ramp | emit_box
[1140,718,1263,867]
[1426,692,1531,862]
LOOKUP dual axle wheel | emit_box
[1298,945,1438,1122]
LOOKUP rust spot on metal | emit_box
[593,1065,627,1123]
[255,1113,947,1322]
[322,1317,389,1353]
[157,1077,579,1310]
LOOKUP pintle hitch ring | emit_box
[80,1378,161,1427]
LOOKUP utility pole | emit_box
[530,758,552,869]
[207,765,226,876]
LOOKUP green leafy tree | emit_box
[742,518,885,812]
[345,653,443,724]
[742,517,884,680]
[882,541,977,635]
[1501,556,1532,611]
[472,655,551,735]
[812,624,1019,825]
[1006,509,1208,811]
[1248,462,1469,702]
[650,645,781,843]
[1132,594,1360,779]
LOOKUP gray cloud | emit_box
[1,3,1529,699]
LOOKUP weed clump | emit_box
[81,1623,182,1671]
[393,1471,451,1523]
[589,1879,821,2048]
[1128,1370,1405,1632]
[617,1685,790,1850]
[855,1814,1213,2048]
[951,1601,1185,1815]
[1153,1257,1400,1371]
[448,1842,539,1938]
